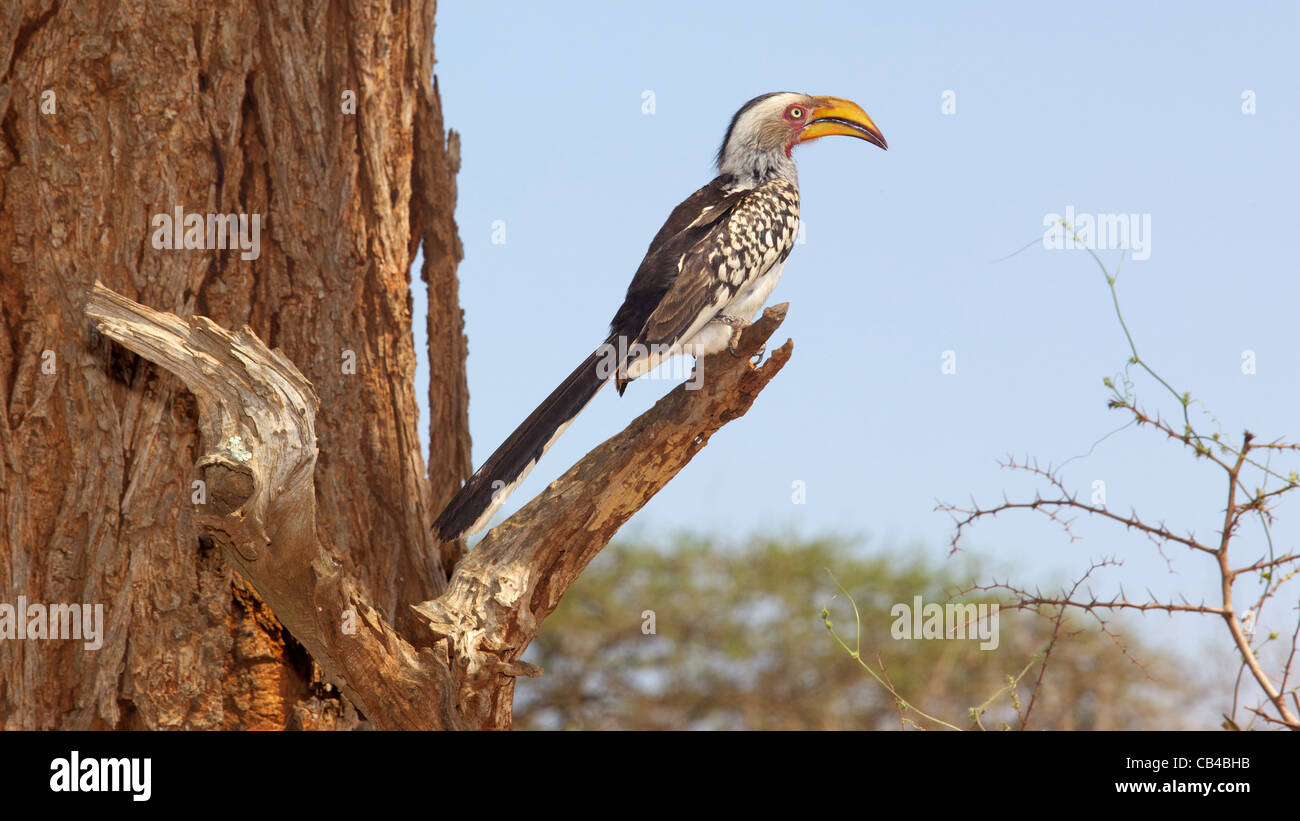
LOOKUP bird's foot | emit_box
[714,314,762,362]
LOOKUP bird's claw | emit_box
[720,315,749,359]
[718,315,764,363]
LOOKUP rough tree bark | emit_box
[1,0,457,730]
[2,2,794,729]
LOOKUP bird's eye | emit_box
[788,106,804,119]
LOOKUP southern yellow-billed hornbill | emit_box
[434,92,886,542]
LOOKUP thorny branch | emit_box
[936,234,1300,730]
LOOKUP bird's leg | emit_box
[712,315,765,363]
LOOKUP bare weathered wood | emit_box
[84,282,461,729]
[83,283,792,729]
[414,305,793,728]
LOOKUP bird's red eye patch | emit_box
[784,105,806,121]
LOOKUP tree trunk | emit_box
[1,0,462,729]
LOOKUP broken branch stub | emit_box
[85,281,318,584]
[413,304,794,699]
[85,282,462,729]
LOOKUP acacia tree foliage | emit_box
[516,535,1200,730]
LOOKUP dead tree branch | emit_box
[413,305,793,727]
[84,281,461,728]
[85,282,793,728]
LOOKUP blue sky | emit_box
[414,0,1300,700]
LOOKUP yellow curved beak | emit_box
[798,96,887,150]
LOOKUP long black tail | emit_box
[434,338,614,542]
